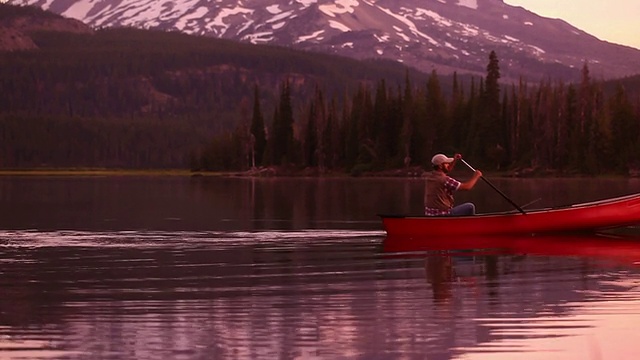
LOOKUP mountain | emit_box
[10,0,640,81]
[0,2,92,51]
[0,2,434,116]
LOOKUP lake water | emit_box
[1,175,640,359]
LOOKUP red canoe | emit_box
[380,193,640,237]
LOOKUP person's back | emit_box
[424,153,482,216]
[424,170,457,215]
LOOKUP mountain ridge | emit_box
[10,0,640,81]
[0,3,92,51]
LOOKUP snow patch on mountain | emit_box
[266,5,280,14]
[296,0,318,7]
[250,32,273,43]
[457,0,478,10]
[459,23,479,36]
[212,6,253,35]
[62,1,93,19]
[329,20,350,32]
[374,33,389,43]
[266,10,294,24]
[176,7,209,32]
[445,42,457,50]
[504,35,518,42]
[296,30,324,43]
[318,0,359,18]
[377,4,438,46]
[413,7,453,27]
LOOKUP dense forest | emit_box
[1,4,639,174]
[0,4,426,169]
[196,52,640,176]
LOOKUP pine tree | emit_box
[449,72,466,151]
[303,101,318,167]
[425,69,447,152]
[483,50,504,167]
[270,79,294,165]
[578,62,597,173]
[400,71,414,167]
[250,84,266,167]
[610,84,639,173]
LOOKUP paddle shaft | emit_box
[459,159,526,214]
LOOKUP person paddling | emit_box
[424,153,482,216]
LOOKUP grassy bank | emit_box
[0,169,211,176]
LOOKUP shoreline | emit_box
[0,169,201,177]
[0,167,634,179]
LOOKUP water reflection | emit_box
[1,176,638,231]
[425,254,454,302]
[3,230,640,358]
[386,232,640,359]
[1,175,640,358]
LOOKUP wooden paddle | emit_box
[459,158,526,214]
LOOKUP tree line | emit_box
[195,51,640,176]
[1,6,639,173]
[0,22,422,169]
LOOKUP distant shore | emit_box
[0,167,634,178]
[0,169,198,177]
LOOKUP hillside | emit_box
[1,3,639,172]
[13,0,640,81]
[0,3,92,51]
[0,4,431,169]
[0,4,432,118]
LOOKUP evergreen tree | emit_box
[303,101,318,167]
[578,63,597,173]
[322,97,340,169]
[425,69,447,152]
[610,84,639,173]
[250,84,266,167]
[400,71,414,166]
[410,84,428,166]
[270,79,294,165]
[463,77,480,158]
[372,79,390,165]
[314,87,327,170]
[449,72,466,151]
[387,86,404,165]
[483,51,504,168]
[565,84,581,171]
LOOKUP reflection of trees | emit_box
[485,256,499,299]
[2,232,640,358]
[191,177,424,230]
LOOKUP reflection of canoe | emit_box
[380,193,640,237]
[382,233,640,266]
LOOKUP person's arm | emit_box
[450,153,462,171]
[458,170,482,190]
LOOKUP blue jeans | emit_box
[449,202,476,216]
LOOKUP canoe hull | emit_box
[380,193,640,237]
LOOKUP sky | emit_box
[504,0,640,50]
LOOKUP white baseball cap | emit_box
[431,154,454,166]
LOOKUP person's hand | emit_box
[454,153,462,160]
[475,170,483,177]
